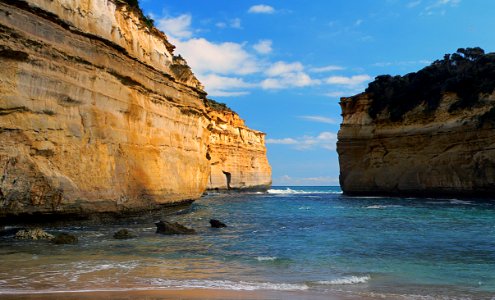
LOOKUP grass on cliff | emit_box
[120,0,154,28]
[365,47,495,121]
[204,98,233,112]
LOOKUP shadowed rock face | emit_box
[0,0,271,219]
[337,92,495,198]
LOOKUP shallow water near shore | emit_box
[1,186,495,299]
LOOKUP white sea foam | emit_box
[316,275,370,285]
[365,205,402,209]
[149,279,309,291]
[267,188,342,195]
[449,199,473,205]
[256,256,277,261]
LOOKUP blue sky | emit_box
[140,0,495,186]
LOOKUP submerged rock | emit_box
[155,221,196,235]
[113,229,136,239]
[14,228,54,240]
[52,233,78,244]
[209,219,227,228]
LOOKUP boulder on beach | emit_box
[52,233,78,244]
[14,228,54,240]
[209,219,227,228]
[113,229,136,239]
[155,221,196,235]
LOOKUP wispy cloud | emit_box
[253,39,273,54]
[248,4,275,14]
[267,132,337,150]
[422,0,461,15]
[299,115,337,124]
[372,60,431,67]
[326,75,372,86]
[215,18,242,29]
[309,65,344,73]
[407,0,422,8]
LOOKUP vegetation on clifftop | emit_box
[120,0,154,27]
[204,98,233,112]
[365,47,495,121]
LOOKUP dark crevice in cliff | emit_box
[0,48,29,61]
[222,171,232,190]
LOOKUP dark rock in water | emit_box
[113,229,136,239]
[155,221,196,235]
[210,219,227,228]
[52,233,78,244]
[15,228,54,240]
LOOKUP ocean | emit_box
[0,186,494,299]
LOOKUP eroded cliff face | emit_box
[206,107,271,192]
[338,92,495,197]
[0,0,270,218]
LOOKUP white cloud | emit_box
[261,72,315,89]
[261,61,317,90]
[267,131,337,151]
[273,175,339,186]
[355,19,363,26]
[199,74,253,97]
[326,75,372,86]
[309,65,344,73]
[253,39,273,54]
[157,14,192,39]
[299,115,337,124]
[248,4,275,14]
[173,38,259,75]
[265,61,303,77]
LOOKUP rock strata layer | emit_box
[338,92,495,198]
[0,0,270,219]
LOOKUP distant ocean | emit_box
[1,186,494,299]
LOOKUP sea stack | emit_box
[0,0,271,220]
[337,48,495,198]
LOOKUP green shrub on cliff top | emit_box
[121,0,155,28]
[366,47,495,121]
[205,98,233,112]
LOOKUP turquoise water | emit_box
[1,186,495,299]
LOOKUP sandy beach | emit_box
[0,289,371,300]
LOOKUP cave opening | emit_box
[222,171,231,190]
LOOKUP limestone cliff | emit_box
[338,49,495,198]
[0,0,270,219]
[206,100,271,192]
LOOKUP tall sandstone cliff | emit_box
[0,0,270,218]
[338,56,495,198]
[206,105,271,192]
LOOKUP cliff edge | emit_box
[0,0,270,219]
[338,48,495,198]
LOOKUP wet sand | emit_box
[0,289,370,300]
